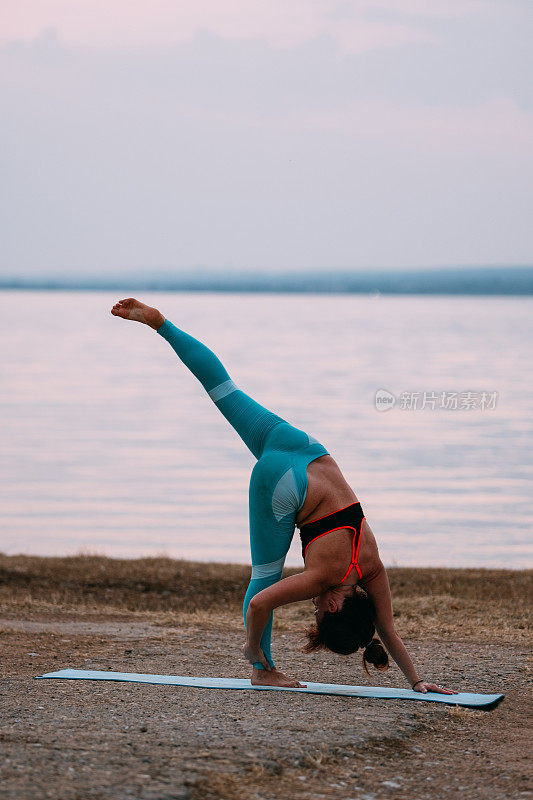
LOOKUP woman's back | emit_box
[297,455,357,525]
[298,455,381,581]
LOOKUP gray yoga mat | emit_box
[36,669,503,708]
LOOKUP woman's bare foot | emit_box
[111,298,165,330]
[251,667,306,689]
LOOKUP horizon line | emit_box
[1,265,532,295]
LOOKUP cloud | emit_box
[2,26,531,157]
[1,0,447,52]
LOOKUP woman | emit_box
[112,298,455,695]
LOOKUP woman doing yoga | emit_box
[112,298,455,694]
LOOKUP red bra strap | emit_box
[339,517,365,583]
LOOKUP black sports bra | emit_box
[298,502,365,583]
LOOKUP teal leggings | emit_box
[157,320,328,669]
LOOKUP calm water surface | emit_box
[1,290,531,568]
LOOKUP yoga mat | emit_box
[36,669,503,708]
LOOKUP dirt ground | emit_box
[0,556,531,800]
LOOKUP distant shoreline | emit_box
[1,265,533,295]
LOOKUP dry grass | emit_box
[446,706,486,720]
[0,553,530,643]
[0,553,248,614]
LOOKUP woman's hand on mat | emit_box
[413,681,458,695]
[242,643,271,670]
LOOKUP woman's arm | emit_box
[243,570,326,665]
[363,563,456,694]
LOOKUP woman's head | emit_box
[304,587,389,673]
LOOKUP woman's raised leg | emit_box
[111,298,285,459]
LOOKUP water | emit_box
[1,290,531,568]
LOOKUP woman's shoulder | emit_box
[360,558,386,588]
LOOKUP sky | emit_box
[1,0,532,276]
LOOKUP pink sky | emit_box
[1,0,532,273]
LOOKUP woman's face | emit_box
[312,587,347,622]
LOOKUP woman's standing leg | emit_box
[243,453,298,671]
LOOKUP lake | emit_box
[1,290,531,568]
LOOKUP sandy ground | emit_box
[0,557,531,800]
